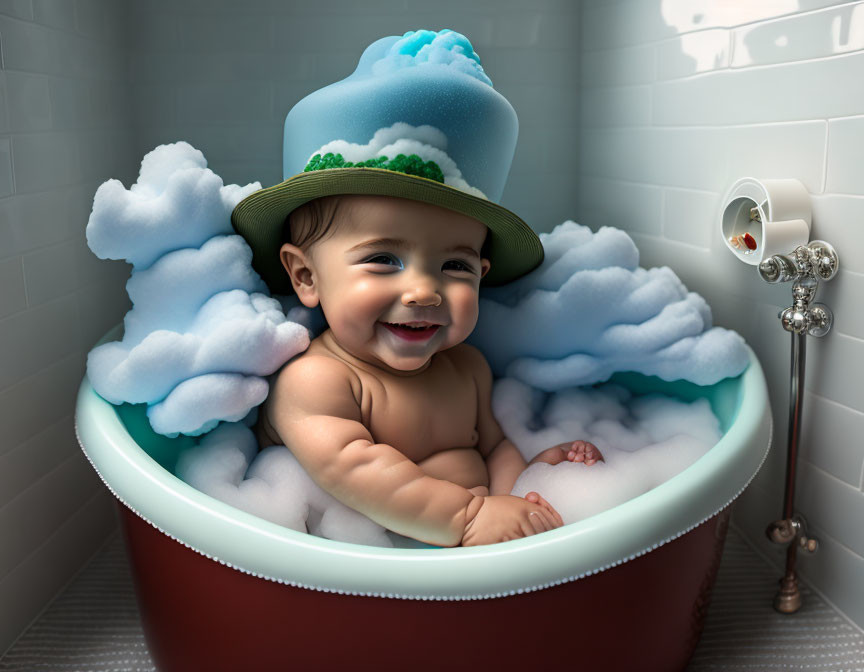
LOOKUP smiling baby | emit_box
[252,194,603,547]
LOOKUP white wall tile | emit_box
[657,29,730,80]
[810,194,864,274]
[581,127,730,191]
[0,296,79,389]
[584,0,854,52]
[492,10,577,49]
[581,1,679,52]
[581,86,652,128]
[817,270,864,340]
[32,0,73,30]
[663,188,719,248]
[481,48,580,86]
[827,115,864,195]
[0,17,63,75]
[0,451,102,579]
[0,0,33,21]
[805,332,864,412]
[732,2,864,68]
[0,137,13,198]
[10,133,78,194]
[654,51,864,124]
[580,43,655,89]
[9,186,86,254]
[176,11,275,52]
[21,239,79,307]
[0,413,77,509]
[723,121,826,195]
[0,352,82,454]
[176,81,271,123]
[4,72,51,132]
[497,80,580,129]
[0,256,25,317]
[127,7,180,52]
[799,392,864,488]
[75,277,130,353]
[74,0,120,43]
[0,76,9,134]
[0,199,15,259]
[578,176,663,235]
[510,123,575,177]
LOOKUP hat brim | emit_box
[230,167,543,294]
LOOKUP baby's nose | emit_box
[402,278,442,307]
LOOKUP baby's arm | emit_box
[267,355,484,547]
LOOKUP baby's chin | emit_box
[372,322,457,369]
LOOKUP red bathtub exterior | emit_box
[119,501,731,672]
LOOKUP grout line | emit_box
[727,21,736,67]
[823,119,830,193]
[659,189,666,238]
[18,255,28,307]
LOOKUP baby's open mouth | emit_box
[381,322,441,341]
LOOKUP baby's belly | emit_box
[414,447,489,490]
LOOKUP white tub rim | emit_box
[74,325,772,600]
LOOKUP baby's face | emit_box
[280,194,491,374]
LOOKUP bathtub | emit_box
[74,323,771,672]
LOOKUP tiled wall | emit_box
[0,0,135,655]
[578,0,864,629]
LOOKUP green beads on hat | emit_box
[303,152,446,184]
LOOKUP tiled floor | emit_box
[0,524,862,671]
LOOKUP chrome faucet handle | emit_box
[758,240,839,284]
[761,240,838,337]
[766,513,819,553]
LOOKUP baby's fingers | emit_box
[528,511,550,534]
[526,492,563,528]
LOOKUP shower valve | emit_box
[759,241,839,338]
[766,514,819,553]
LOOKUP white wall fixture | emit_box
[719,176,840,615]
[719,177,812,266]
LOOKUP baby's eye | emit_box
[364,253,402,267]
[444,260,475,273]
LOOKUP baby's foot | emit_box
[565,440,604,466]
[528,440,604,467]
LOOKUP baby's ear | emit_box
[279,243,319,308]
[479,258,491,279]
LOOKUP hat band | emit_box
[303,152,446,184]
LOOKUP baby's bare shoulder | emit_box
[269,352,363,420]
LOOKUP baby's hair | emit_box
[281,195,344,253]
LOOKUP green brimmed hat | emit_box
[231,29,544,293]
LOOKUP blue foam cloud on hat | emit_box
[369,29,492,86]
[282,29,517,202]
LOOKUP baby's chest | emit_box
[360,372,480,462]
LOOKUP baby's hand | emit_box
[461,492,564,546]
[528,440,605,467]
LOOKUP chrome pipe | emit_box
[760,240,838,614]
